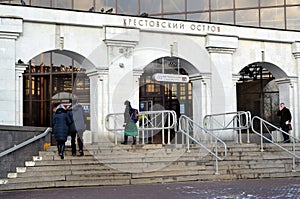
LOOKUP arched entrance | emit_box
[139,56,195,143]
[237,62,288,125]
[139,57,192,116]
[23,50,91,130]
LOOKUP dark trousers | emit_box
[57,140,66,155]
[71,131,83,154]
[281,125,290,142]
[122,135,136,145]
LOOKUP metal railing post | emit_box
[141,115,145,145]
[114,115,118,145]
[260,119,264,152]
[293,140,296,171]
[215,142,219,175]
[238,113,242,144]
[162,112,165,144]
[186,117,190,152]
[247,111,251,143]
[168,112,171,144]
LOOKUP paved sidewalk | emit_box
[0,178,300,199]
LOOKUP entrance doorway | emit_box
[237,62,279,126]
[23,51,91,130]
[139,57,193,143]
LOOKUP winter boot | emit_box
[132,136,136,145]
[78,136,84,156]
[60,144,65,160]
[121,135,128,145]
[71,133,77,156]
[57,144,61,156]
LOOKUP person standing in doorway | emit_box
[67,98,86,156]
[277,102,292,143]
[121,100,138,145]
[53,104,70,159]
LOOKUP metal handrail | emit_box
[251,116,300,171]
[0,127,52,158]
[179,115,227,175]
[105,110,177,145]
[203,111,252,143]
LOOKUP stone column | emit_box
[0,17,22,125]
[103,27,139,113]
[15,62,27,126]
[275,78,298,139]
[206,35,238,114]
[206,35,238,142]
[232,74,241,112]
[87,68,109,143]
[189,73,212,126]
[289,77,298,139]
[292,42,300,139]
[132,69,144,108]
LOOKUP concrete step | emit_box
[1,142,300,191]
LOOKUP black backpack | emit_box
[130,108,139,123]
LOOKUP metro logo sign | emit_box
[152,73,189,83]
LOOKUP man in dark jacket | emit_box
[67,98,86,156]
[53,104,70,159]
[277,102,292,143]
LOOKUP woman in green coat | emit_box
[121,100,138,145]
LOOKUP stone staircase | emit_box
[1,142,300,191]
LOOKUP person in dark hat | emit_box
[53,104,71,159]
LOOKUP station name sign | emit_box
[123,17,221,34]
[152,73,189,83]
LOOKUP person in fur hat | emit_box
[53,104,71,159]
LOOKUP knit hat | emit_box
[56,104,65,111]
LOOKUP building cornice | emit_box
[0,17,23,39]
[206,35,238,54]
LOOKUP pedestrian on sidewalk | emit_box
[277,102,292,143]
[53,104,70,159]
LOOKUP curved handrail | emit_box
[251,116,300,158]
[0,127,52,158]
[105,110,177,131]
[203,111,251,131]
[105,110,177,145]
[203,111,252,143]
[105,112,124,132]
[139,110,177,130]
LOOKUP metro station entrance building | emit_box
[1,4,300,143]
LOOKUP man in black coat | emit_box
[277,102,292,143]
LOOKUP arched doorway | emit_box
[140,57,193,115]
[23,50,91,129]
[237,62,283,125]
[139,57,193,143]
